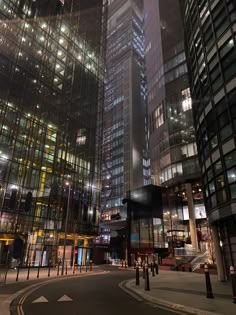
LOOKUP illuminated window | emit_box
[182,88,192,112]
[76,129,86,145]
[154,104,164,129]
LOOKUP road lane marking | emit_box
[32,296,48,303]
[14,271,109,315]
[57,295,73,302]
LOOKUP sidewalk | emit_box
[125,270,235,315]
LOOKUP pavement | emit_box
[123,269,235,315]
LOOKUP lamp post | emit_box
[61,182,71,275]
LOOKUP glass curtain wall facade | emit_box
[144,0,206,251]
[98,0,149,250]
[0,0,107,267]
[182,0,236,270]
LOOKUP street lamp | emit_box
[61,182,71,275]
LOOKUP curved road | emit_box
[11,268,179,315]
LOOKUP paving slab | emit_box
[124,270,235,315]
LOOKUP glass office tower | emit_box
[97,0,150,260]
[0,0,107,267]
[182,0,236,274]
[144,0,205,252]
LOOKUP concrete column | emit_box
[82,238,88,265]
[211,225,226,281]
[185,183,198,251]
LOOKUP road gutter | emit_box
[120,279,222,315]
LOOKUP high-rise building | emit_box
[98,0,149,259]
[144,0,206,252]
[0,0,107,267]
[181,0,236,276]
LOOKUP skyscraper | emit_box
[144,0,205,252]
[0,0,107,267]
[98,0,149,258]
[181,0,236,276]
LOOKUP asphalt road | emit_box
[11,267,179,315]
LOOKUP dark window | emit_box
[217,188,228,203]
[218,111,230,128]
[220,124,233,141]
[225,150,236,168]
[213,159,222,175]
[216,174,225,190]
[230,183,236,199]
[211,193,217,207]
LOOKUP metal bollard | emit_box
[143,264,145,279]
[121,260,124,268]
[37,265,40,278]
[86,263,88,272]
[125,260,127,268]
[204,263,214,299]
[230,266,236,303]
[16,266,20,282]
[57,263,60,276]
[80,264,82,273]
[155,262,159,275]
[152,263,155,277]
[48,264,51,277]
[90,260,92,271]
[65,263,68,275]
[4,267,9,284]
[73,264,76,274]
[145,263,150,291]
[182,265,185,272]
[136,266,140,285]
[189,266,192,272]
[27,264,31,280]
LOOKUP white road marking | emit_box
[57,295,73,302]
[32,296,48,303]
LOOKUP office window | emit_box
[154,104,164,129]
[182,88,192,111]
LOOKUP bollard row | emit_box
[134,261,236,304]
[4,261,94,284]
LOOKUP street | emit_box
[10,267,179,315]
